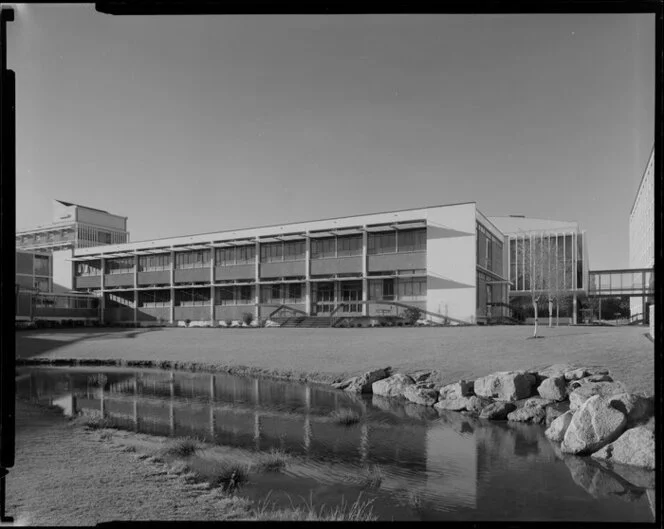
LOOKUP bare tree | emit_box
[515,232,570,337]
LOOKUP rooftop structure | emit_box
[16,199,129,252]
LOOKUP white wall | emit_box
[425,203,477,322]
[77,207,127,231]
[52,249,74,293]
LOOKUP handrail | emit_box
[329,303,348,327]
[266,304,308,320]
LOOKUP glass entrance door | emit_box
[313,282,335,315]
[341,281,362,314]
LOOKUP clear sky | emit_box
[8,6,655,270]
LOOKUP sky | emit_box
[8,6,655,270]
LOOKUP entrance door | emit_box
[341,281,362,314]
[314,283,335,315]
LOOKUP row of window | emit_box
[75,229,428,275]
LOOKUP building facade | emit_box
[66,202,524,325]
[487,216,588,324]
[629,147,655,318]
[16,249,52,292]
[16,199,129,252]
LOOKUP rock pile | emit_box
[330,363,654,470]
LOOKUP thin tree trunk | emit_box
[532,299,538,337]
[548,298,553,328]
[556,300,560,327]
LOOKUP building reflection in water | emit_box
[16,369,655,522]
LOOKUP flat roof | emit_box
[89,201,478,246]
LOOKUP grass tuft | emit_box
[209,462,250,493]
[331,408,361,426]
[158,437,201,458]
[253,449,289,473]
[251,491,377,521]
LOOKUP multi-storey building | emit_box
[16,249,51,293]
[64,202,590,326]
[16,199,129,252]
[487,216,588,324]
[629,147,655,319]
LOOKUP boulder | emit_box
[434,397,470,412]
[545,410,574,442]
[371,374,415,398]
[545,401,570,426]
[403,402,439,421]
[537,375,568,401]
[410,370,433,383]
[337,367,392,393]
[474,371,536,401]
[591,427,654,470]
[479,401,516,420]
[607,393,654,428]
[465,395,492,415]
[569,374,613,390]
[564,368,588,381]
[507,405,547,424]
[403,385,439,406]
[568,381,628,411]
[439,380,474,399]
[561,395,627,455]
[537,363,576,379]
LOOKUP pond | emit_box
[16,367,655,522]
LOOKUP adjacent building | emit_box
[628,147,655,319]
[488,216,588,324]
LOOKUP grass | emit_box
[208,461,250,493]
[253,449,289,473]
[80,415,114,430]
[158,437,201,458]
[251,491,378,521]
[16,326,654,395]
[331,408,361,426]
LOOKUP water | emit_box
[16,367,655,522]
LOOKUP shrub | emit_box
[82,415,113,430]
[224,319,233,327]
[242,312,254,326]
[159,437,201,458]
[331,408,361,426]
[209,462,249,492]
[253,449,289,473]
[403,307,421,325]
[185,318,191,327]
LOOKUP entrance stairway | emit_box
[272,316,332,328]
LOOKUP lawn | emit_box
[15,325,654,395]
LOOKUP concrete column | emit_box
[305,234,311,316]
[210,247,216,325]
[100,257,106,324]
[169,250,175,324]
[362,228,368,316]
[572,293,577,325]
[99,386,106,418]
[255,240,260,322]
[169,372,175,435]
[254,378,260,405]
[133,254,138,326]
[210,374,215,401]
[133,377,139,432]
